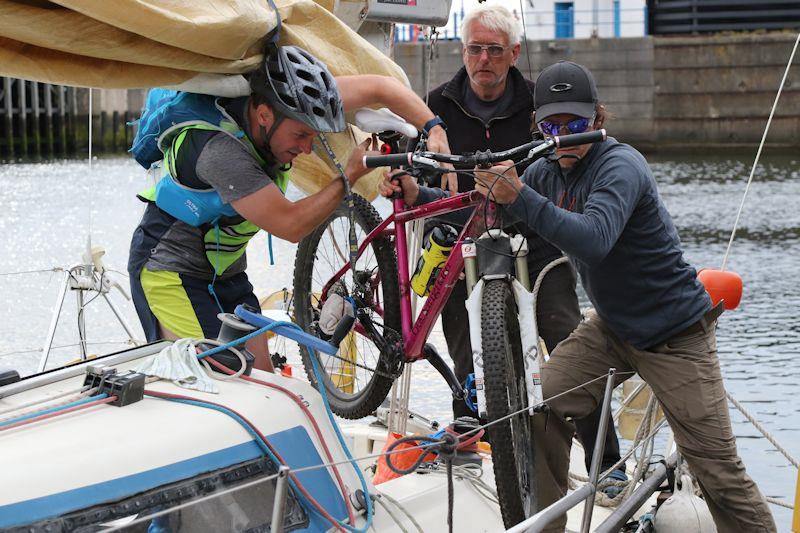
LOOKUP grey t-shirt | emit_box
[462,75,516,124]
[144,133,274,279]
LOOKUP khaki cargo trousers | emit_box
[533,310,776,533]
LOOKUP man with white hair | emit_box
[424,3,626,483]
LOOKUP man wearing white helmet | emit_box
[128,44,451,371]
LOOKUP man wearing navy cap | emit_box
[473,61,775,532]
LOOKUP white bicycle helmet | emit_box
[250,44,345,133]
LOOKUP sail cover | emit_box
[0,0,410,197]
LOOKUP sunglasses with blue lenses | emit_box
[537,116,592,137]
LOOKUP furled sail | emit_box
[0,0,409,197]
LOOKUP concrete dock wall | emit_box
[395,33,800,152]
[2,32,797,159]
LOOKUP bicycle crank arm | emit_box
[423,343,466,401]
[354,308,404,379]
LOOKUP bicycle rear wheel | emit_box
[293,193,401,419]
[481,279,536,527]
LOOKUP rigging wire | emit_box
[518,0,534,78]
[721,30,800,271]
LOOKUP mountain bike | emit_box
[292,111,606,526]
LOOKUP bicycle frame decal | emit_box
[511,280,544,414]
[465,278,487,419]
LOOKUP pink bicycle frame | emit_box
[322,190,491,362]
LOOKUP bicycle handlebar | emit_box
[553,129,606,148]
[363,129,607,171]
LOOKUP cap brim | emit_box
[535,101,596,122]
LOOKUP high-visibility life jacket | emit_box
[137,122,289,275]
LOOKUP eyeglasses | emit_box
[537,116,593,137]
[464,44,507,57]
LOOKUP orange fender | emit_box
[373,432,436,485]
[697,269,743,310]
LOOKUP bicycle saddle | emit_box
[354,107,418,138]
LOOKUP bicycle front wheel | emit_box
[481,279,536,527]
[293,193,401,419]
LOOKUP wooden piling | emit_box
[112,111,119,152]
[67,86,78,155]
[58,85,67,158]
[31,81,41,159]
[124,110,131,150]
[44,83,54,158]
[18,79,27,158]
[3,78,12,159]
[99,110,107,154]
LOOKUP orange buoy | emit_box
[697,269,743,310]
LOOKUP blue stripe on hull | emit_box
[1,425,347,530]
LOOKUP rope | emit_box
[446,457,455,533]
[726,391,799,468]
[0,386,97,422]
[0,268,60,276]
[0,340,133,360]
[0,394,114,432]
[374,493,425,533]
[722,30,800,270]
[765,496,793,509]
[373,495,411,533]
[568,395,666,508]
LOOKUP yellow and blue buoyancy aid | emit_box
[138,121,289,276]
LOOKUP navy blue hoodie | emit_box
[508,137,711,348]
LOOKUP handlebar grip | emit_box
[364,153,412,168]
[554,129,607,148]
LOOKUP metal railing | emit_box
[506,369,617,533]
[394,7,648,42]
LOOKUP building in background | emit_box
[396,0,647,41]
[646,0,800,35]
[518,0,646,39]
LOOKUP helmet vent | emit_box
[303,86,321,99]
[296,70,313,82]
[269,70,288,84]
[319,72,331,92]
[277,93,297,109]
[250,45,345,133]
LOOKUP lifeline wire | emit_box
[87,367,630,532]
[721,30,800,271]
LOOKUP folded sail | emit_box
[0,0,408,198]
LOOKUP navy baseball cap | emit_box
[534,61,598,122]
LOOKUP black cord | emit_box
[447,458,454,533]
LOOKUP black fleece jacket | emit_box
[426,66,560,263]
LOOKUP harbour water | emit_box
[0,155,798,529]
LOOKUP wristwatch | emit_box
[422,116,447,136]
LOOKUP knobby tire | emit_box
[481,279,537,527]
